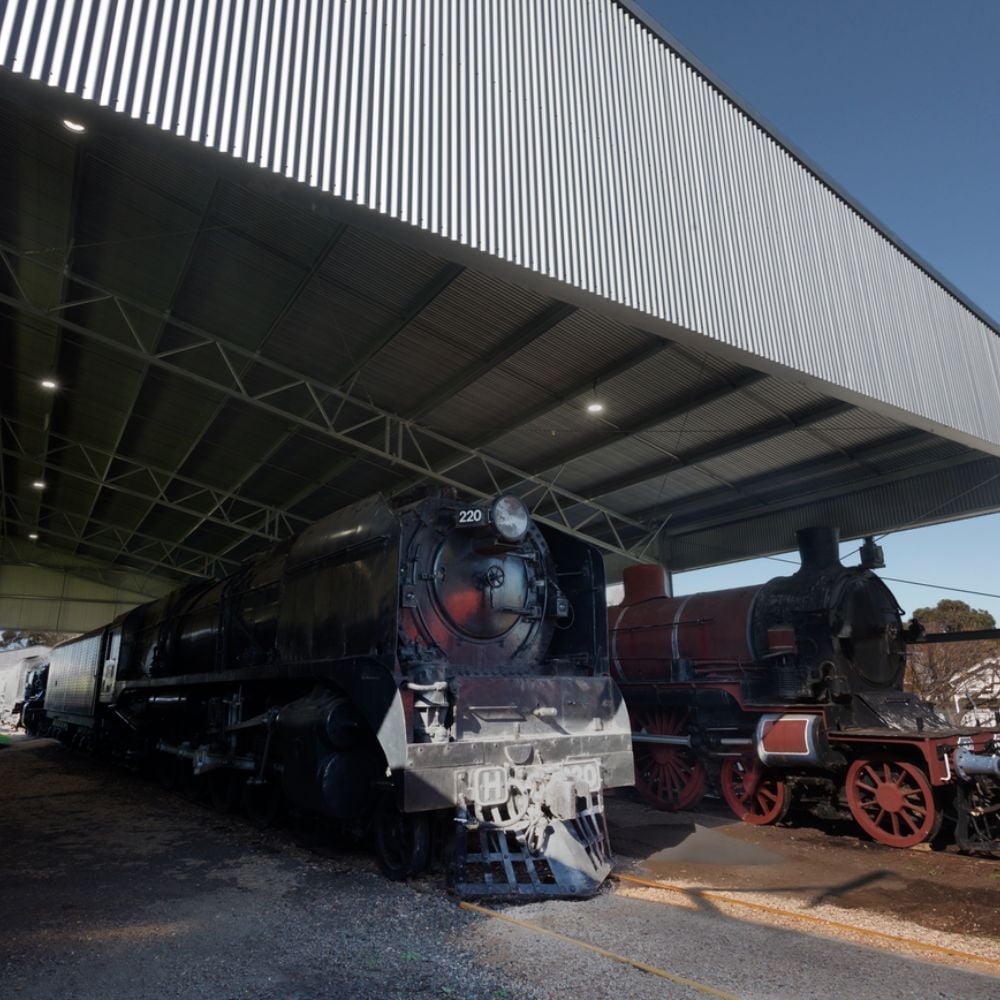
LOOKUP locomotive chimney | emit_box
[621,564,669,604]
[796,526,841,572]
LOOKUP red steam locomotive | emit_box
[609,527,1000,853]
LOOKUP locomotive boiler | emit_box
[610,527,1000,853]
[35,491,634,896]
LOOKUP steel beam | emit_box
[366,335,678,512]
[2,501,231,580]
[1,537,173,598]
[325,261,466,387]
[520,369,769,477]
[2,416,307,543]
[68,177,228,559]
[0,241,659,561]
[0,592,146,606]
[465,336,674,450]
[580,401,854,500]
[109,222,350,561]
[179,257,466,555]
[633,430,930,525]
[408,302,578,421]
[661,449,989,539]
[277,299,580,513]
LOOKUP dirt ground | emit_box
[607,790,1000,940]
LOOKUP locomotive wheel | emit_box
[156,752,179,791]
[845,758,938,849]
[178,763,203,802]
[721,754,789,825]
[373,794,430,881]
[209,770,241,813]
[242,779,283,829]
[631,708,706,812]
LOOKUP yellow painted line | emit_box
[615,874,1000,969]
[458,900,739,999]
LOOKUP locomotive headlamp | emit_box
[490,495,529,543]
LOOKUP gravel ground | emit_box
[465,893,999,999]
[607,794,1000,944]
[3,736,999,999]
[1,737,514,1000]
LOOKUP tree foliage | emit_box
[905,600,1000,721]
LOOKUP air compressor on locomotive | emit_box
[610,527,1000,853]
[34,491,634,896]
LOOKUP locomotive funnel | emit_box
[796,526,841,572]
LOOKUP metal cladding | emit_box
[2,1,999,450]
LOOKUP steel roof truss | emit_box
[271,296,580,515]
[525,369,769,478]
[4,498,234,580]
[582,401,855,501]
[0,240,661,561]
[106,224,351,561]
[2,417,307,545]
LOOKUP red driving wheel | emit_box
[845,758,938,848]
[631,707,706,812]
[721,754,789,825]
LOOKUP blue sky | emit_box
[634,0,1000,621]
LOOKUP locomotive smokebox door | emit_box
[399,495,555,672]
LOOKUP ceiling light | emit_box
[40,378,58,390]
[28,533,39,540]
[62,118,86,133]
[32,480,46,489]
[586,378,604,415]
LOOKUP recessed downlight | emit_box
[40,378,58,390]
[32,480,46,489]
[28,532,39,540]
[62,118,86,133]
[586,401,604,414]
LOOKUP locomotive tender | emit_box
[610,527,1000,853]
[36,491,634,896]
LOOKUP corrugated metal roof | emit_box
[2,57,1000,593]
[666,455,1000,574]
[4,0,997,449]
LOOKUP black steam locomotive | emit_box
[34,491,634,896]
[610,527,1000,854]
